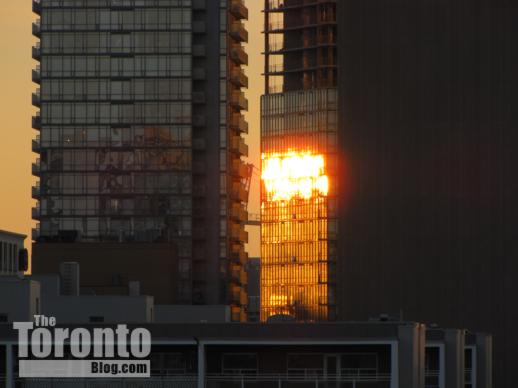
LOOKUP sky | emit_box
[0,0,263,259]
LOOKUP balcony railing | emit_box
[230,114,248,134]
[230,21,248,43]
[32,159,41,176]
[230,45,248,65]
[232,159,248,178]
[231,91,248,111]
[32,206,41,220]
[230,67,248,88]
[32,226,40,241]
[32,42,41,60]
[32,135,41,153]
[32,19,41,37]
[230,0,248,20]
[231,136,249,157]
[32,88,41,107]
[32,0,41,14]
[32,112,41,130]
[32,65,41,84]
[32,184,41,199]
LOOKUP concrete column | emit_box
[444,329,465,388]
[397,323,426,388]
[476,333,493,388]
[6,344,14,388]
[197,342,205,388]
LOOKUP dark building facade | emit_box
[261,0,516,385]
[336,1,518,387]
[31,0,250,321]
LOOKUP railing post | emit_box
[241,375,245,388]
[6,344,14,388]
[197,342,205,388]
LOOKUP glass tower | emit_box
[261,0,337,321]
[32,0,249,321]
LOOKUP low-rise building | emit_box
[0,269,152,325]
[0,321,492,388]
[0,277,40,323]
[0,230,28,276]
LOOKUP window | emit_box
[0,314,8,323]
[287,354,324,376]
[89,316,105,323]
[222,353,258,375]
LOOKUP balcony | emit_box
[230,264,242,284]
[32,65,41,84]
[32,207,41,220]
[232,182,248,202]
[231,203,247,223]
[230,44,248,65]
[240,289,247,305]
[232,159,249,179]
[32,184,41,199]
[230,21,248,43]
[230,0,248,20]
[32,19,41,37]
[241,267,248,285]
[32,42,41,60]
[230,289,241,305]
[32,227,40,241]
[231,136,249,157]
[32,113,41,130]
[32,135,41,153]
[32,159,41,176]
[230,224,249,244]
[32,88,41,107]
[230,67,248,88]
[230,114,249,134]
[231,90,248,111]
[32,0,41,14]
[230,244,248,264]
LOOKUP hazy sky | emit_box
[0,0,263,258]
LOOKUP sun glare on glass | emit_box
[262,151,329,201]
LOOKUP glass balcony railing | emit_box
[32,42,41,60]
[32,19,41,36]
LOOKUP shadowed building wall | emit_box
[337,1,518,387]
[32,243,177,304]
